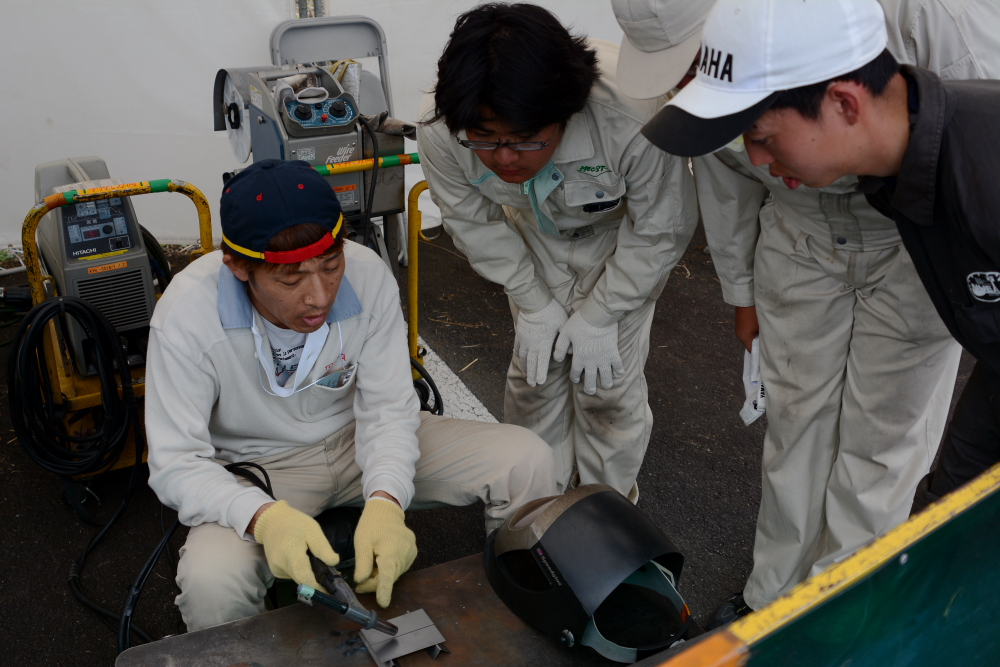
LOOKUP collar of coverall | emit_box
[216,261,363,330]
[550,109,596,164]
[857,66,946,229]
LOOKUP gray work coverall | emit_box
[417,39,698,496]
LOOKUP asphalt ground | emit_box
[0,226,973,667]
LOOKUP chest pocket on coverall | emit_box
[560,176,626,227]
[303,365,358,416]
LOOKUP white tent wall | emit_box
[0,0,624,246]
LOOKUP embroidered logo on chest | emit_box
[967,272,1000,302]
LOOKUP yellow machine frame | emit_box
[407,180,430,377]
[18,172,426,474]
[20,179,214,472]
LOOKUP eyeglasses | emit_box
[457,131,555,152]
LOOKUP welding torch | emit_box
[298,552,398,636]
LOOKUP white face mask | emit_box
[251,315,343,397]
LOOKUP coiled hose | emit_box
[6,295,151,644]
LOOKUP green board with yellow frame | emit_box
[651,463,1000,667]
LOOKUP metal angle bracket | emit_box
[359,609,450,667]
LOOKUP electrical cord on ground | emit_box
[118,516,178,654]
[411,358,444,416]
[357,115,379,252]
[117,462,275,654]
[6,295,156,645]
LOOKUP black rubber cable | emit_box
[357,115,379,252]
[117,462,275,654]
[7,297,135,477]
[410,358,444,416]
[118,517,179,654]
[7,296,153,644]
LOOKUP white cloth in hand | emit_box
[553,312,624,395]
[513,299,568,387]
[740,337,766,425]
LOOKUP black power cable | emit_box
[117,517,177,653]
[7,297,135,477]
[357,115,380,252]
[411,358,444,416]
[6,295,152,644]
[117,462,275,654]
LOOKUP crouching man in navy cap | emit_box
[145,159,556,631]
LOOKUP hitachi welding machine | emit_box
[33,157,160,376]
[214,16,409,270]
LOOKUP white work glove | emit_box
[513,299,568,387]
[553,312,625,395]
[740,337,766,425]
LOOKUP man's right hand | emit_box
[513,299,569,387]
[251,500,340,591]
[734,306,759,353]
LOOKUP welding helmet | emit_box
[484,485,690,663]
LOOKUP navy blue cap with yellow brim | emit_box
[223,213,343,264]
[220,159,346,263]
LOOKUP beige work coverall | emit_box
[417,40,698,496]
[694,0,1000,610]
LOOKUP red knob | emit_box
[321,113,328,121]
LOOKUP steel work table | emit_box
[116,553,622,667]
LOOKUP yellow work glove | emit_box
[253,500,340,592]
[353,498,418,608]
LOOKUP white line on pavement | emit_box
[418,336,497,423]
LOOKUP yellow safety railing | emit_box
[407,180,429,376]
[19,178,214,415]
[22,178,214,307]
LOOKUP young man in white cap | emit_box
[417,3,698,500]
[146,159,556,631]
[642,0,1000,625]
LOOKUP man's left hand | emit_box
[553,312,624,395]
[354,496,418,608]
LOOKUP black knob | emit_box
[294,104,312,120]
[329,99,347,117]
[226,102,241,129]
[102,225,113,234]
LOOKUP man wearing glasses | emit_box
[146,160,556,631]
[417,3,697,500]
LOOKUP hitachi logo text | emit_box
[699,45,733,83]
[73,248,97,256]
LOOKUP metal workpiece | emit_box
[116,554,618,667]
[359,609,449,667]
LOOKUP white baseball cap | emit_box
[612,0,716,100]
[642,0,888,157]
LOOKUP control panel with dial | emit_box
[284,96,358,129]
[61,197,137,260]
